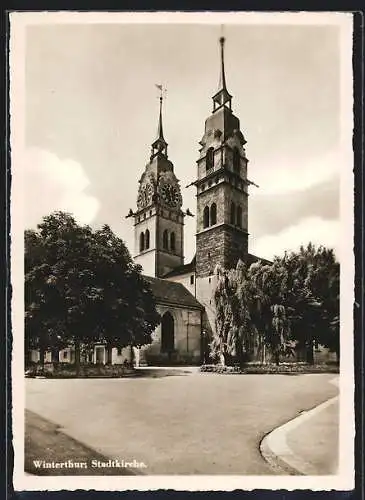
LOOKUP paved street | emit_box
[26,372,338,475]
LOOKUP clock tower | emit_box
[132,93,185,278]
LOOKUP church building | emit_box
[28,36,266,368]
[130,37,265,366]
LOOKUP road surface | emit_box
[25,372,338,475]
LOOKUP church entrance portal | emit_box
[161,312,175,360]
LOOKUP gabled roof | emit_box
[143,275,203,310]
[162,256,196,278]
[246,253,272,266]
[162,253,271,280]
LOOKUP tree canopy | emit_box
[212,243,340,365]
[25,211,160,366]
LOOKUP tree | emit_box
[25,211,160,372]
[245,260,293,365]
[212,260,284,366]
[211,243,339,366]
[212,263,253,366]
[273,244,340,364]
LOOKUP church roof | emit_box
[143,275,203,310]
[162,257,196,278]
[246,253,272,266]
[162,254,271,280]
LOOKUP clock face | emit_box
[137,183,153,209]
[160,183,181,208]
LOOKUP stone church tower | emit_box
[187,36,255,340]
[194,37,250,278]
[125,36,260,365]
[133,93,185,278]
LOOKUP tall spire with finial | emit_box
[156,85,165,142]
[218,35,227,91]
[212,30,232,112]
[151,84,168,159]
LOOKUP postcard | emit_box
[10,11,354,492]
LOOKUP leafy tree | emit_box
[212,263,253,366]
[212,243,339,366]
[212,260,288,366]
[25,211,160,372]
[270,304,291,365]
[274,244,340,363]
[246,260,290,364]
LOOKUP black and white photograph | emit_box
[10,11,354,491]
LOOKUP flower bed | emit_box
[200,363,339,374]
[25,362,136,378]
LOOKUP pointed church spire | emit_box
[212,34,232,112]
[156,88,165,142]
[218,36,227,91]
[151,85,168,159]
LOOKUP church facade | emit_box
[28,36,264,368]
[130,37,265,366]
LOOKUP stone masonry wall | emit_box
[196,225,248,277]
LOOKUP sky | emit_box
[20,15,349,263]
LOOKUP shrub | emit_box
[200,363,339,375]
[24,362,136,378]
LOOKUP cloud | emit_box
[250,216,340,261]
[249,175,339,239]
[253,148,341,196]
[23,148,100,228]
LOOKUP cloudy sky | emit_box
[17,13,352,263]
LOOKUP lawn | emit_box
[26,372,338,475]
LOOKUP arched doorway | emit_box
[161,311,174,357]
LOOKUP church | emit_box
[128,36,267,366]
[29,36,267,368]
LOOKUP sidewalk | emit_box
[260,390,339,476]
[286,397,339,475]
[25,410,136,475]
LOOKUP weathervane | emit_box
[155,83,167,101]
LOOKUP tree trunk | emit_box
[306,340,314,365]
[261,337,266,365]
[75,339,81,376]
[236,339,243,369]
[219,351,225,366]
[296,340,305,362]
[274,349,280,366]
[135,347,140,368]
[129,344,134,367]
[39,344,45,374]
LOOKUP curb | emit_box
[260,392,339,475]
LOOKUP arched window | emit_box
[210,203,217,225]
[170,232,176,252]
[145,229,150,249]
[237,205,242,227]
[206,147,214,172]
[203,206,210,228]
[230,202,236,225]
[139,232,145,252]
[163,229,168,250]
[233,147,240,174]
[161,312,174,353]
